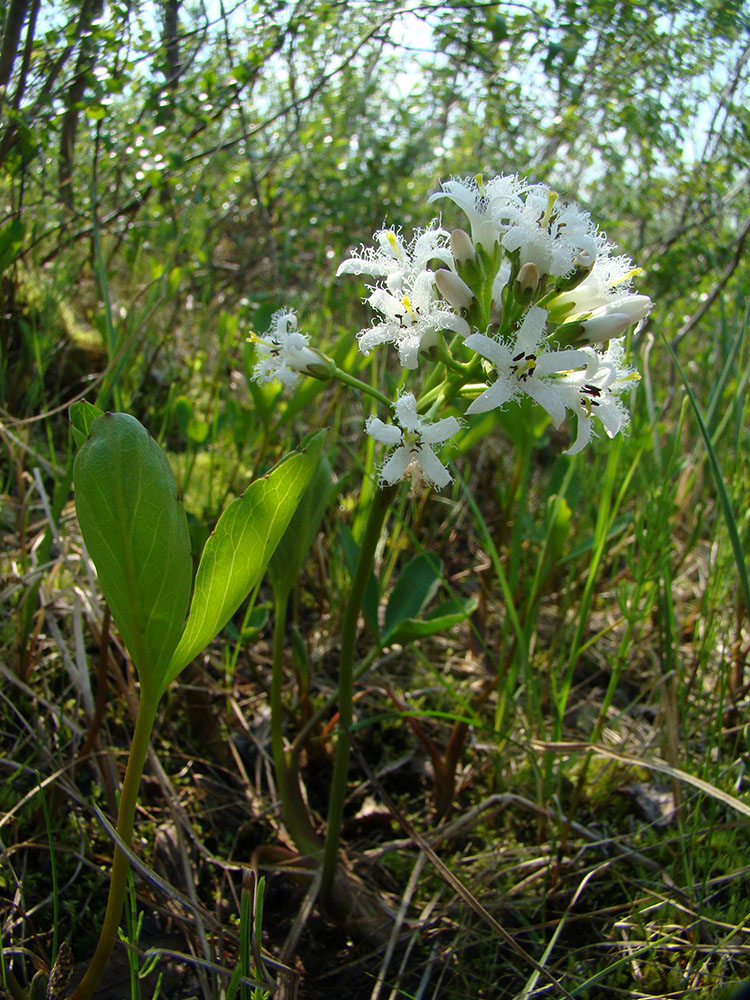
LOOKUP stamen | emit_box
[609,266,642,289]
[385,230,403,260]
[539,189,559,229]
[401,295,417,320]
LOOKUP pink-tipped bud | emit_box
[434,268,474,310]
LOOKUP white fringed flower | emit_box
[337,225,453,295]
[555,340,640,454]
[366,393,461,489]
[359,269,470,369]
[501,184,600,278]
[464,306,591,423]
[251,309,321,389]
[429,174,525,250]
[548,248,652,339]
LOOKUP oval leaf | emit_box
[162,430,325,692]
[383,553,442,644]
[386,596,478,645]
[73,413,193,699]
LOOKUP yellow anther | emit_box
[401,295,416,320]
[385,230,403,259]
[609,266,643,288]
[542,189,559,228]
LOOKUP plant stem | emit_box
[270,592,322,857]
[70,695,159,1000]
[332,366,393,408]
[320,482,397,908]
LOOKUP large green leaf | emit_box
[162,430,326,692]
[73,412,193,700]
[267,452,334,602]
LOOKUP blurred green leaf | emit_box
[383,553,442,645]
[0,217,25,274]
[340,525,380,635]
[386,595,478,645]
[69,400,105,447]
[267,451,334,601]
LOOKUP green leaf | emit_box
[385,595,479,645]
[267,452,334,601]
[162,430,326,691]
[69,399,105,447]
[73,413,193,700]
[0,217,25,274]
[382,553,442,644]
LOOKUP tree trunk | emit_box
[0,0,29,90]
[58,0,104,208]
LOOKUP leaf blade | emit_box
[73,412,193,699]
[162,431,325,690]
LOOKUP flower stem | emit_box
[332,367,393,408]
[70,694,159,1000]
[320,481,397,908]
[270,591,324,858]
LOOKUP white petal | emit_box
[417,446,452,489]
[396,334,422,369]
[358,324,399,355]
[441,312,471,338]
[515,306,547,353]
[466,378,515,415]
[366,416,403,445]
[597,397,628,437]
[464,333,510,368]
[394,393,421,432]
[380,447,411,485]
[535,348,590,376]
[421,415,462,445]
[525,378,567,427]
[564,414,593,455]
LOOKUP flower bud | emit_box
[434,268,474,310]
[580,312,633,343]
[450,228,476,266]
[516,261,540,299]
[579,295,652,342]
[301,348,338,380]
[554,250,597,292]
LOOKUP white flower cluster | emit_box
[337,225,470,369]
[251,173,652,489]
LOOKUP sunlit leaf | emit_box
[267,452,334,601]
[162,430,326,691]
[73,412,193,700]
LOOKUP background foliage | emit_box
[1,1,750,998]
